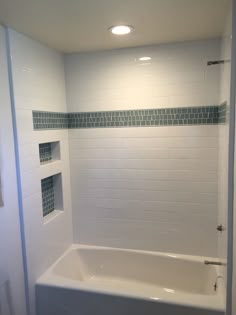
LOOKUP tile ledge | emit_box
[43,210,63,225]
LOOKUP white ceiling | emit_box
[0,0,230,53]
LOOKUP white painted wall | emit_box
[65,39,221,256]
[7,29,73,315]
[0,26,27,315]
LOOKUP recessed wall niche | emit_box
[41,173,63,217]
[39,141,60,164]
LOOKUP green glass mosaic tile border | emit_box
[33,104,227,130]
[68,106,220,128]
[33,111,68,130]
[218,101,227,123]
[41,176,55,217]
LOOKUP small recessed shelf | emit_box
[39,141,60,165]
[43,210,63,225]
[41,173,63,218]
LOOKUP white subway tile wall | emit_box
[65,39,222,257]
[8,29,72,315]
[65,39,221,112]
[69,126,218,256]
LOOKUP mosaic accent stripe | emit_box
[68,106,219,128]
[218,102,227,123]
[33,111,68,130]
[39,143,52,164]
[41,176,55,217]
[33,105,226,130]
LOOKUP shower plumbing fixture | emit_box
[204,260,226,266]
[207,59,230,66]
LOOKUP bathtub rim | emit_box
[36,244,226,313]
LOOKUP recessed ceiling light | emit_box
[139,56,152,61]
[109,25,133,35]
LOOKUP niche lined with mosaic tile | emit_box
[39,141,61,164]
[41,176,54,216]
[41,173,63,217]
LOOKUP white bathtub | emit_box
[36,245,225,315]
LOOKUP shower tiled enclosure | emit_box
[0,15,231,315]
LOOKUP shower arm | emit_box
[207,59,230,66]
[204,260,227,266]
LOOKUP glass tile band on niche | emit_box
[39,143,52,163]
[41,176,55,217]
[33,103,227,130]
[33,112,68,130]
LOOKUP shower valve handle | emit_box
[216,224,224,232]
